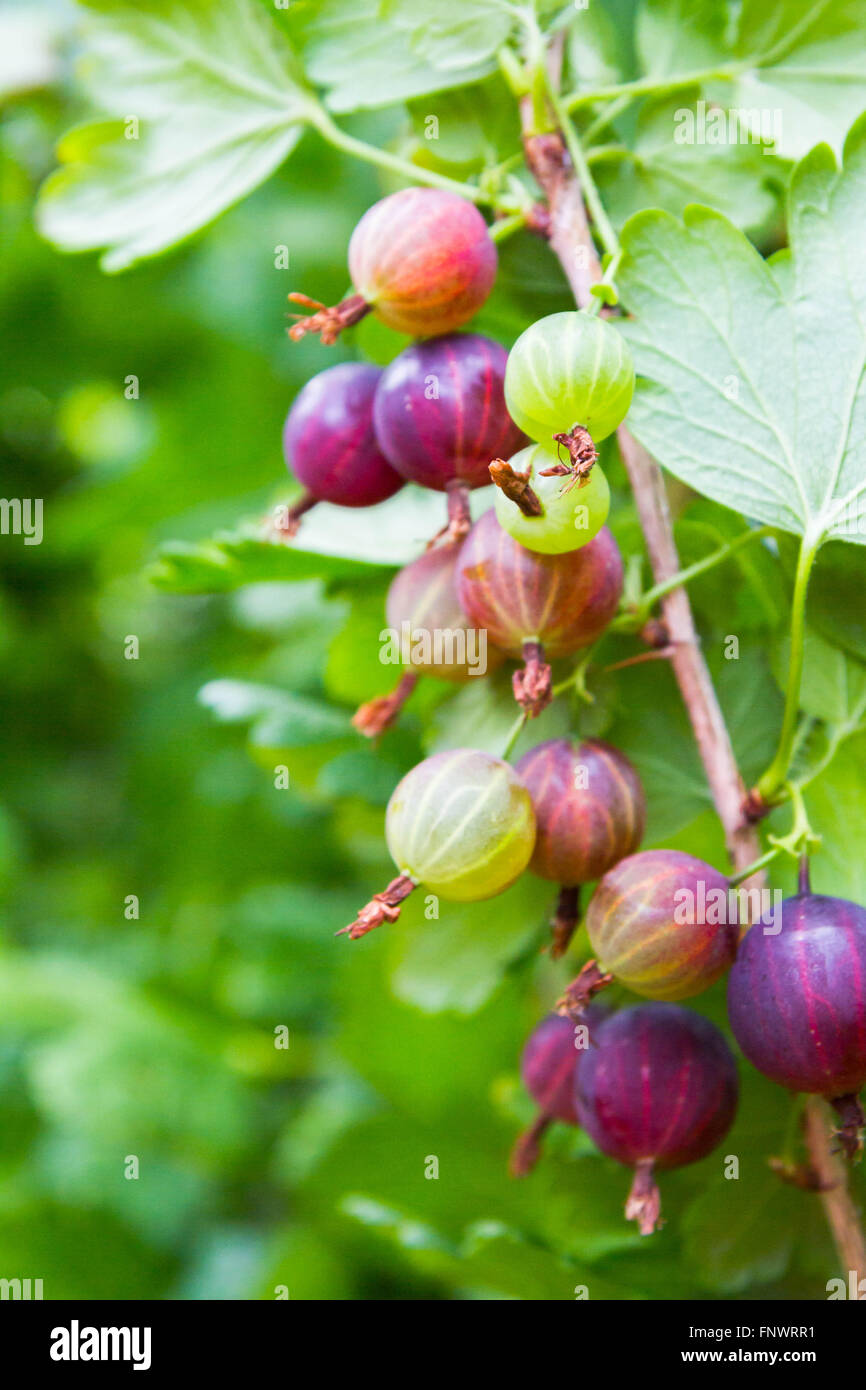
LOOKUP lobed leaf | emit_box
[618,114,866,547]
[36,0,315,270]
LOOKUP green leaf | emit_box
[772,627,866,725]
[149,487,478,594]
[729,0,866,160]
[635,0,728,79]
[797,730,866,902]
[406,76,521,172]
[682,1170,798,1295]
[199,679,351,747]
[635,0,866,160]
[36,0,314,270]
[591,90,784,235]
[619,115,866,547]
[806,539,866,661]
[383,1,513,74]
[290,0,496,113]
[385,873,545,1015]
[567,0,633,94]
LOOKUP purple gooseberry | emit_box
[576,1003,739,1233]
[280,362,403,533]
[727,875,866,1158]
[511,1008,603,1176]
[372,333,526,494]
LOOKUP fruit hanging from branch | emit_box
[340,749,536,939]
[373,331,526,543]
[727,877,866,1160]
[504,310,635,445]
[353,541,504,737]
[278,361,404,535]
[289,188,497,344]
[561,849,739,1013]
[456,508,623,717]
[516,738,645,956]
[575,1003,739,1234]
[491,439,610,554]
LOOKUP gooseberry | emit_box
[352,542,504,737]
[516,738,646,956]
[279,362,404,534]
[289,189,496,344]
[456,509,623,716]
[511,1008,604,1176]
[575,1003,739,1233]
[578,849,738,1005]
[340,749,535,939]
[727,881,866,1158]
[492,440,610,554]
[504,311,634,444]
[373,333,526,493]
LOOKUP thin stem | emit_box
[502,711,528,760]
[634,525,775,619]
[757,534,820,803]
[489,212,527,243]
[563,64,741,112]
[803,1097,866,1286]
[579,92,635,148]
[312,111,516,210]
[728,846,782,888]
[541,70,620,260]
[552,643,596,701]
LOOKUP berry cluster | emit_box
[282,186,866,1237]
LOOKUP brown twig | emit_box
[803,1097,866,1283]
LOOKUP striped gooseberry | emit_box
[491,439,610,555]
[727,877,866,1158]
[340,749,535,939]
[352,542,504,737]
[573,849,738,1008]
[516,738,646,956]
[575,1003,739,1233]
[456,508,623,717]
[511,1007,605,1176]
[373,333,526,493]
[289,189,496,344]
[504,311,634,445]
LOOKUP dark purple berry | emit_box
[576,1003,739,1233]
[282,362,404,528]
[727,888,866,1158]
[373,333,526,492]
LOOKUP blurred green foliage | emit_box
[1,0,865,1301]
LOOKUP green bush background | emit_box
[2,0,865,1301]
